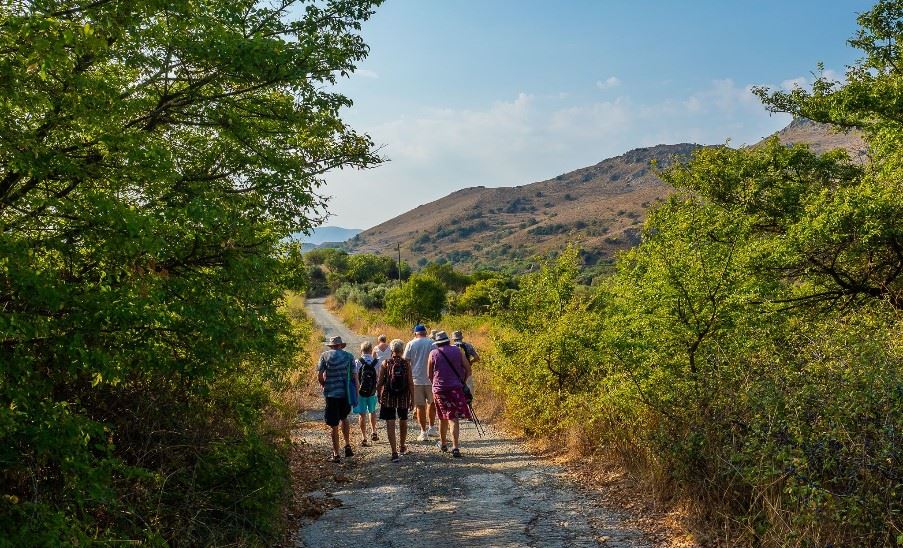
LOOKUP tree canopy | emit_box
[488,3,903,544]
[0,0,381,543]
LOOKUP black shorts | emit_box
[379,407,409,421]
[324,397,351,427]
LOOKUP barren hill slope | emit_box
[774,117,866,156]
[347,120,863,270]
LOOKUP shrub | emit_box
[0,0,380,543]
[384,274,446,326]
[453,277,509,314]
[334,282,391,309]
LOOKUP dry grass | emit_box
[320,300,707,545]
[276,292,343,546]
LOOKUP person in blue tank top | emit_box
[353,341,380,446]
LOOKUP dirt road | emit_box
[296,298,651,547]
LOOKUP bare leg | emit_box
[452,419,460,449]
[399,419,408,451]
[439,419,449,447]
[330,425,340,456]
[340,418,351,447]
[369,412,377,435]
[386,419,397,454]
[428,402,437,428]
[415,404,427,432]
[358,413,367,441]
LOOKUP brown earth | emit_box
[347,119,864,270]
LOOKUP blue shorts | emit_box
[353,394,378,414]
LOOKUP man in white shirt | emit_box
[403,324,438,440]
[373,334,392,366]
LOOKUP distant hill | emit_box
[346,119,864,270]
[773,117,866,157]
[292,226,362,246]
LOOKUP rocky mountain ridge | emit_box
[346,120,863,270]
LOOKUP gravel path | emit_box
[297,298,651,548]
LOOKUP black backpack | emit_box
[358,357,377,397]
[387,358,408,396]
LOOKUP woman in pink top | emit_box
[427,330,472,457]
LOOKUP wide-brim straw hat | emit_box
[325,335,347,348]
[433,330,450,344]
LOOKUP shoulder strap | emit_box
[435,347,466,385]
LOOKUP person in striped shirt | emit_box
[317,336,358,463]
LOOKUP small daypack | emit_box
[387,358,408,396]
[358,357,377,397]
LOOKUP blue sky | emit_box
[319,0,873,228]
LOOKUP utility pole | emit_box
[396,243,402,282]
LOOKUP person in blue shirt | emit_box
[354,340,380,446]
[317,336,358,463]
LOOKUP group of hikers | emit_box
[316,326,480,463]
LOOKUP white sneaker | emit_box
[417,431,428,442]
[427,425,439,437]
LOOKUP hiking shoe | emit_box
[451,448,462,458]
[399,445,408,456]
[426,425,439,437]
[328,454,341,463]
[371,432,379,441]
[360,439,370,447]
[344,445,354,458]
[391,453,400,463]
[417,431,428,442]
[436,441,448,452]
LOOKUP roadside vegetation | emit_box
[319,4,903,544]
[496,6,902,542]
[0,0,381,544]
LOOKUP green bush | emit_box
[334,282,391,309]
[453,277,510,314]
[384,274,446,326]
[488,4,903,539]
[0,0,380,543]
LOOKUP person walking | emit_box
[317,336,358,463]
[373,334,392,365]
[403,324,438,441]
[376,339,415,462]
[452,330,480,365]
[452,330,479,395]
[428,331,472,458]
[354,341,380,445]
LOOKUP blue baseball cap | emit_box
[413,324,427,333]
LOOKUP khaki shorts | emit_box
[412,384,433,406]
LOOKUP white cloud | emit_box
[779,68,845,91]
[323,79,795,226]
[596,76,622,90]
[781,76,808,90]
[355,68,379,79]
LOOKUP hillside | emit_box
[347,120,864,270]
[774,117,866,156]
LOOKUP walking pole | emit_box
[468,403,486,437]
